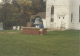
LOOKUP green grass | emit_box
[0,30,80,56]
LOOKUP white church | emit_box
[43,0,80,30]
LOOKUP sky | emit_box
[0,0,1,1]
[0,0,12,3]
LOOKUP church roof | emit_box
[32,12,46,19]
[36,12,46,19]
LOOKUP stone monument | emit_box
[12,26,16,30]
[0,22,4,31]
[21,26,23,30]
[17,26,20,30]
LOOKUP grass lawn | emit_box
[0,30,80,56]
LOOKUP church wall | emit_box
[69,0,74,29]
[42,19,47,28]
[46,0,53,28]
[46,4,51,28]
[46,0,70,29]
[46,0,80,30]
[55,2,69,29]
[69,0,80,30]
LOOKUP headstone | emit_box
[0,22,4,31]
[35,25,38,28]
[12,26,16,30]
[21,26,23,30]
[37,26,39,28]
[27,22,32,27]
[17,26,20,30]
[35,25,39,28]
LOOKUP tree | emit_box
[1,4,18,29]
[31,0,41,14]
[0,0,20,29]
[17,0,32,26]
[0,0,46,29]
[40,0,46,12]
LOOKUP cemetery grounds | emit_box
[0,30,80,56]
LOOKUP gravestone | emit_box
[12,26,16,30]
[27,22,32,27]
[21,26,23,30]
[35,25,39,28]
[17,26,20,30]
[0,22,4,31]
[35,25,38,28]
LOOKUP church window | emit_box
[51,6,54,14]
[79,5,80,22]
[59,17,60,19]
[63,17,64,19]
[51,18,53,22]
[51,5,54,22]
[71,14,73,22]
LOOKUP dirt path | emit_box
[7,32,18,34]
[0,32,19,34]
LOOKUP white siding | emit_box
[69,0,80,30]
[46,0,80,30]
[42,19,47,28]
[46,0,69,29]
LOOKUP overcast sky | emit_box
[0,0,2,2]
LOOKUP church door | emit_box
[57,16,65,28]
